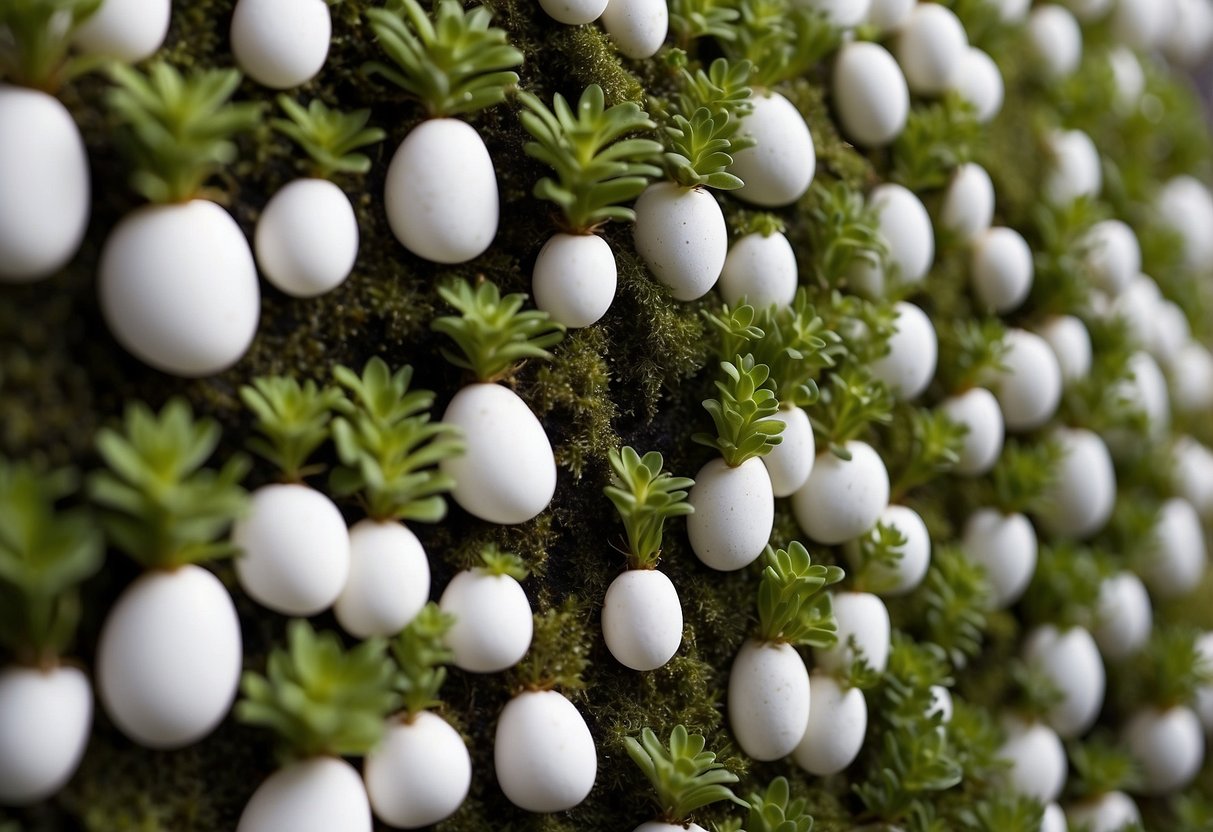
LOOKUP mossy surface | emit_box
[3,1,1213,831]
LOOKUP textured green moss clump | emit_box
[3,0,1213,830]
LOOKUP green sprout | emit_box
[107,63,262,203]
[1008,659,1064,721]
[891,94,981,192]
[936,318,1009,395]
[989,437,1062,516]
[1134,627,1213,708]
[432,278,566,383]
[853,725,963,822]
[0,460,103,665]
[604,447,695,570]
[236,619,399,762]
[0,0,100,91]
[913,546,990,669]
[519,84,662,233]
[724,0,839,89]
[272,96,386,178]
[702,302,766,361]
[241,376,344,482]
[848,520,910,596]
[955,793,1044,832]
[756,541,844,646]
[624,725,746,824]
[879,634,954,725]
[512,599,590,692]
[693,354,785,467]
[751,290,840,408]
[392,602,455,718]
[1029,197,1105,317]
[810,367,894,460]
[669,0,740,46]
[888,408,965,501]
[329,357,465,523]
[89,399,250,571]
[806,180,886,287]
[662,107,746,190]
[1067,735,1141,798]
[746,777,815,832]
[673,57,755,133]
[475,542,529,578]
[364,0,523,119]
[1021,543,1105,631]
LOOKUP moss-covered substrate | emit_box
[3,1,1213,830]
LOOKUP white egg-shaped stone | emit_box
[800,0,871,27]
[99,199,260,377]
[1066,792,1140,832]
[1028,5,1083,78]
[1171,342,1213,413]
[1145,497,1208,598]
[728,639,811,761]
[599,0,668,59]
[763,406,816,498]
[540,0,609,24]
[1108,47,1144,111]
[1024,624,1105,739]
[1093,572,1152,662]
[440,382,556,525]
[853,185,934,298]
[815,591,891,674]
[1042,803,1067,832]
[1150,300,1190,368]
[255,178,358,298]
[994,329,1063,432]
[495,690,597,812]
[237,757,370,832]
[999,716,1067,802]
[386,118,499,264]
[972,227,1033,314]
[233,483,350,616]
[440,566,533,673]
[1194,633,1213,732]
[866,0,915,31]
[1063,0,1112,20]
[633,182,728,301]
[0,86,90,283]
[1164,0,1213,65]
[335,519,430,639]
[1157,175,1213,270]
[1111,273,1161,351]
[231,0,331,89]
[1037,428,1116,540]
[1044,129,1101,205]
[895,4,969,95]
[928,685,953,722]
[794,673,867,775]
[1122,351,1171,440]
[731,91,816,207]
[602,569,683,671]
[1038,315,1092,384]
[832,41,911,148]
[1082,219,1140,297]
[532,232,617,328]
[952,47,1004,123]
[1172,442,1213,519]
[73,0,171,61]
[793,442,890,546]
[995,0,1032,22]
[1112,0,1170,49]
[941,163,995,243]
[98,565,242,748]
[941,388,1005,477]
[1125,706,1204,795]
[719,230,798,308]
[365,711,472,828]
[847,504,931,596]
[0,665,92,805]
[869,302,936,401]
[687,457,775,571]
[962,509,1037,609]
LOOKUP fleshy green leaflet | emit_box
[892,94,981,192]
[477,543,529,580]
[107,62,262,203]
[237,619,399,761]
[0,460,103,664]
[88,399,250,570]
[518,84,663,232]
[669,0,739,46]
[888,408,965,501]
[241,375,344,482]
[604,446,694,569]
[723,0,839,89]
[749,289,840,407]
[850,520,910,596]
[330,357,465,522]
[392,602,455,717]
[432,278,565,382]
[364,0,523,118]
[273,96,386,178]
[755,541,844,645]
[806,180,886,287]
[693,354,785,467]
[0,0,101,90]
[623,725,746,823]
[810,367,894,459]
[746,777,815,832]
[663,107,745,190]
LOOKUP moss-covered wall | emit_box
[3,0,1213,830]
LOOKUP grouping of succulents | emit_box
[3,0,1213,830]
